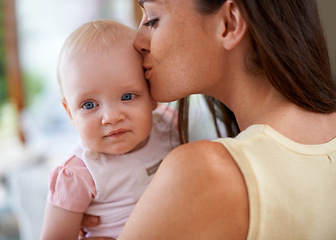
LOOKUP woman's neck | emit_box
[214,73,336,144]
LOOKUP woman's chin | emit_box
[150,89,187,103]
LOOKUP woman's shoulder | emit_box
[163,140,249,209]
[119,140,249,239]
[164,140,242,179]
[165,140,247,177]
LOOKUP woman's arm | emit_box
[118,140,249,240]
[41,203,83,240]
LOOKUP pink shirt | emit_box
[48,156,96,212]
[47,105,180,238]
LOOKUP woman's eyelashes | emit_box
[143,18,158,28]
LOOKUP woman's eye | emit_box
[82,101,98,110]
[143,19,158,28]
[122,93,137,101]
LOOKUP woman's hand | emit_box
[78,214,115,240]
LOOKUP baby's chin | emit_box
[99,143,145,156]
[99,147,131,156]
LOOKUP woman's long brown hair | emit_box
[238,0,336,113]
[176,0,336,144]
[177,96,239,144]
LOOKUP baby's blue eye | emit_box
[121,93,136,101]
[82,101,97,109]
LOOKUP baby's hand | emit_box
[79,214,115,240]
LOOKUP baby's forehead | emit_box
[61,46,141,68]
[62,36,139,60]
[59,46,143,79]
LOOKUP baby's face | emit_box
[60,45,156,155]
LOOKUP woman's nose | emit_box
[134,28,149,55]
[101,109,125,125]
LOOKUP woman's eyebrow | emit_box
[138,0,153,8]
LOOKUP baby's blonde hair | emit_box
[57,19,136,96]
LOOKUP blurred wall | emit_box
[319,0,336,78]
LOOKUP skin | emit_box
[135,0,230,102]
[61,45,156,155]
[82,0,336,239]
[41,36,156,240]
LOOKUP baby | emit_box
[40,19,180,239]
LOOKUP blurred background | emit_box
[0,0,335,239]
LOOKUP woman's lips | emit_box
[143,65,152,79]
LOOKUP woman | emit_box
[81,0,336,239]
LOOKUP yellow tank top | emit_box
[214,124,336,240]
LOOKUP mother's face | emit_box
[134,0,227,102]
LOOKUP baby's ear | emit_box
[62,99,74,125]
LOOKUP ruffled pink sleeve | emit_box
[47,156,96,213]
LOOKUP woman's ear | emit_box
[218,0,248,50]
[62,99,75,125]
